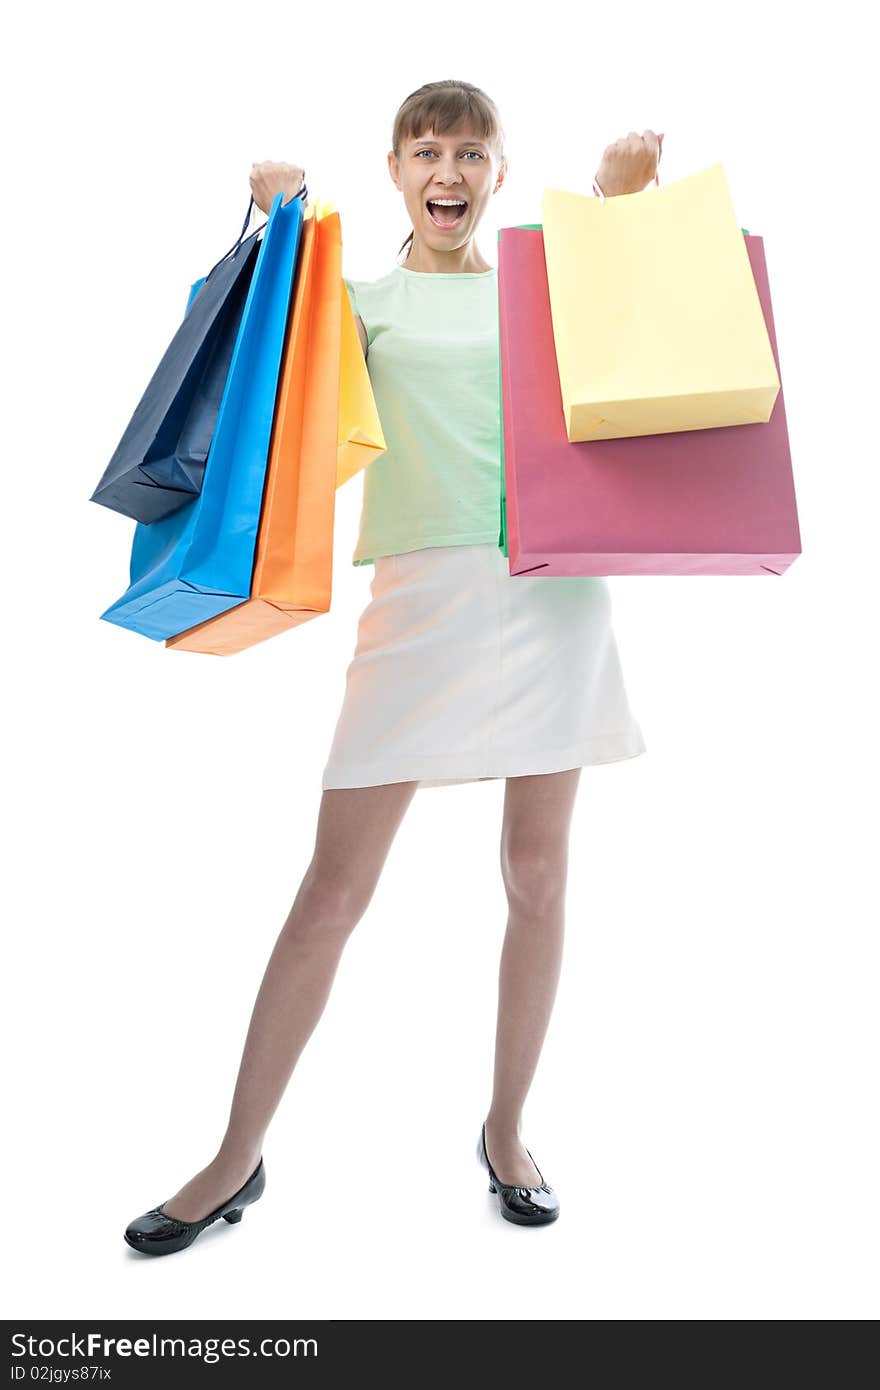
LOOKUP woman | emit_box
[124,80,659,1253]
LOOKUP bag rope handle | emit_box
[202,178,309,283]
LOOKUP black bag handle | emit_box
[202,179,309,285]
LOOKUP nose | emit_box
[432,157,463,186]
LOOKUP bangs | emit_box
[395,87,502,155]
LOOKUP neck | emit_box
[401,235,493,274]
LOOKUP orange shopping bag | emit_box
[167,206,347,655]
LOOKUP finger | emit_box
[642,130,662,168]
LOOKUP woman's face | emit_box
[388,125,505,251]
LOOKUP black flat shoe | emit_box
[124,1157,266,1257]
[477,1123,559,1226]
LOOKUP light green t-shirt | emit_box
[344,265,501,567]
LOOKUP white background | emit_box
[3,0,877,1322]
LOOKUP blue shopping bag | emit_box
[99,192,305,641]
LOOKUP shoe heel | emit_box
[223,1208,244,1224]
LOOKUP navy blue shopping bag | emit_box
[90,199,263,523]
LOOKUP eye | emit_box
[414,149,485,159]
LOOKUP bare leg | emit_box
[484,767,582,1187]
[161,779,418,1221]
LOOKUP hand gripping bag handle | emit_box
[201,178,309,284]
[592,136,663,203]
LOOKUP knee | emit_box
[284,869,372,943]
[500,843,567,914]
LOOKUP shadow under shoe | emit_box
[124,1157,266,1256]
[476,1124,560,1225]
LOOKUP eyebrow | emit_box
[412,138,489,149]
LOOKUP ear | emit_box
[494,156,508,192]
[387,150,401,192]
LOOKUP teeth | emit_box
[429,199,466,206]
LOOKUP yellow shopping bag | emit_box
[541,163,780,441]
[306,194,386,489]
[337,279,386,486]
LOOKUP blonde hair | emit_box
[391,80,506,262]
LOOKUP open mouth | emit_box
[426,198,468,229]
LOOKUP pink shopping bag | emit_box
[498,227,802,576]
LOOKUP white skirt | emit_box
[321,543,647,790]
